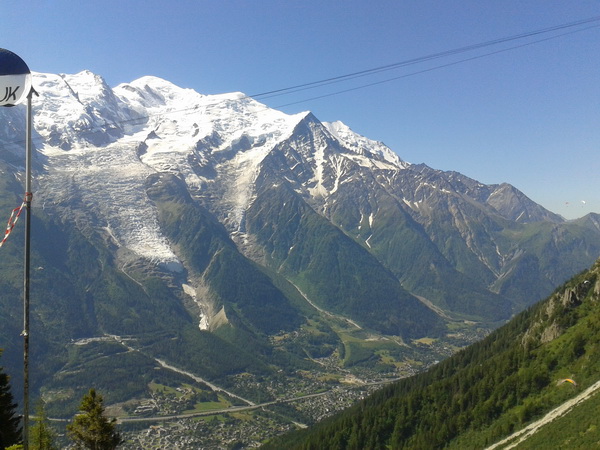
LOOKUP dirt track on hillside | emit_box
[486,378,600,449]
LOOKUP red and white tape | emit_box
[0,194,31,248]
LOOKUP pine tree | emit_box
[30,399,58,450]
[67,389,122,450]
[0,350,22,449]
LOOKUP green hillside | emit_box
[246,179,445,338]
[263,259,600,449]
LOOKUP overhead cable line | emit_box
[273,24,600,108]
[250,15,600,100]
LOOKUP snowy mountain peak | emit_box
[61,70,112,104]
[115,75,205,112]
[323,120,408,169]
[10,72,322,265]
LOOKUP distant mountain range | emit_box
[0,71,598,422]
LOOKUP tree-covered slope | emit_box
[246,173,445,339]
[263,258,600,449]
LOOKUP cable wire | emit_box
[273,24,600,109]
[250,15,600,99]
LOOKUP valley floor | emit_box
[115,362,399,449]
[52,322,488,448]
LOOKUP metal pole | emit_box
[22,88,33,450]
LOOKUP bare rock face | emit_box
[540,322,562,344]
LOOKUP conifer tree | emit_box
[30,399,57,450]
[67,389,122,450]
[0,350,22,449]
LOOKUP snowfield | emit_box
[21,70,400,268]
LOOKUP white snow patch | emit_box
[183,283,209,330]
[37,135,182,266]
[308,144,328,197]
[330,154,345,194]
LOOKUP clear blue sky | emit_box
[3,0,599,219]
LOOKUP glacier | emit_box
[7,70,394,269]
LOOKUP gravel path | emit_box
[486,379,600,449]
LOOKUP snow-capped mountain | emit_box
[0,71,599,418]
[2,70,598,319]
[26,73,316,268]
